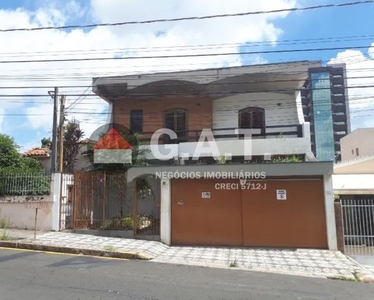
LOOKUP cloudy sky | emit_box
[0,0,374,151]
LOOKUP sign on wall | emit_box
[276,189,287,200]
[202,192,211,199]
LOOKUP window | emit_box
[130,110,143,133]
[164,109,188,143]
[356,148,359,156]
[238,107,265,135]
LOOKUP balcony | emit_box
[138,123,312,161]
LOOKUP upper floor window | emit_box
[336,131,346,135]
[238,107,265,135]
[164,109,188,143]
[130,110,143,133]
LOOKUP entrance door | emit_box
[241,179,328,248]
[171,179,243,246]
[171,178,328,249]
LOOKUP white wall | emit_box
[323,174,337,251]
[295,90,305,124]
[0,200,53,231]
[333,174,374,194]
[212,92,300,129]
[160,178,171,245]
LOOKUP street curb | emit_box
[0,241,154,260]
[354,271,374,284]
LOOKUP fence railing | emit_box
[341,198,374,256]
[0,174,51,196]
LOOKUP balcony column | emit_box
[302,122,311,138]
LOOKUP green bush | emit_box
[121,216,133,229]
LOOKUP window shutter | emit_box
[239,110,252,128]
[251,109,264,129]
[165,111,175,130]
[238,107,265,134]
[176,111,187,133]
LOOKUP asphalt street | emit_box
[0,248,373,300]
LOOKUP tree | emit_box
[62,120,85,173]
[0,134,22,169]
[43,120,85,173]
[0,134,44,174]
[41,137,51,148]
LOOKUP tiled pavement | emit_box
[363,265,374,274]
[11,231,369,278]
[27,231,169,258]
[153,247,362,277]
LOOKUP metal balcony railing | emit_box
[138,124,303,144]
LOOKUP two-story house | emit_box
[90,61,338,251]
[93,61,323,164]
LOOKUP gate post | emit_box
[51,172,62,231]
[334,199,345,253]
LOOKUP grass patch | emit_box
[0,217,8,229]
[229,260,239,268]
[0,230,10,241]
[103,245,115,252]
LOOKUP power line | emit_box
[0,1,373,33]
[1,73,374,90]
[0,52,368,81]
[1,82,374,98]
[0,45,372,64]
[1,34,374,58]
[4,108,374,118]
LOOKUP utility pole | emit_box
[58,95,66,172]
[50,87,58,174]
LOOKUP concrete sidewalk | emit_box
[1,229,372,280]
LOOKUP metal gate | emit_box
[60,173,74,230]
[341,197,374,256]
[134,176,161,239]
[73,171,129,230]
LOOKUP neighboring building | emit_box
[23,141,90,174]
[340,127,374,161]
[301,63,350,162]
[88,61,338,251]
[23,147,52,174]
[334,155,374,174]
[93,60,323,164]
